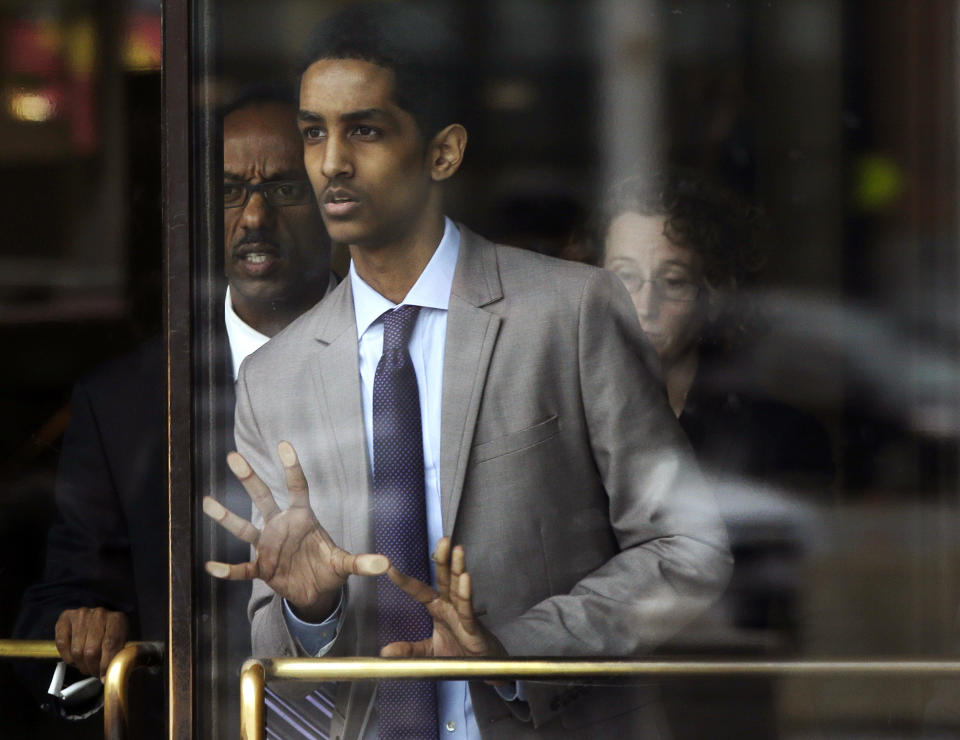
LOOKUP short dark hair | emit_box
[594,170,766,349]
[221,84,297,121]
[296,2,460,140]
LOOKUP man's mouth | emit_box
[233,243,282,277]
[322,188,361,218]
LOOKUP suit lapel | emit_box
[440,227,502,535]
[308,279,373,555]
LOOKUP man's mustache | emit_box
[231,231,282,257]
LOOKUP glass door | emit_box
[166,1,960,738]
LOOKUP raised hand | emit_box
[203,441,389,621]
[54,607,129,679]
[381,537,506,661]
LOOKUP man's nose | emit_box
[241,190,275,230]
[321,136,354,180]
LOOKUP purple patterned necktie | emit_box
[372,305,439,740]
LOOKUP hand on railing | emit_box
[203,441,390,622]
[55,607,130,679]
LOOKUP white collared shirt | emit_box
[285,218,480,739]
[224,286,272,380]
[350,217,460,560]
[351,218,478,740]
[225,273,338,379]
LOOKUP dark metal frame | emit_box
[163,0,193,735]
[164,0,221,735]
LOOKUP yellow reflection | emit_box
[65,19,96,78]
[123,14,162,71]
[7,89,57,122]
[854,153,904,211]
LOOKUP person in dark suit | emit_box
[13,91,333,728]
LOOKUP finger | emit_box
[99,612,128,678]
[433,537,451,600]
[80,611,107,678]
[330,548,390,579]
[386,565,439,605]
[453,572,479,636]
[277,442,310,509]
[54,612,73,664]
[205,559,259,581]
[449,545,466,609]
[446,547,480,640]
[202,496,261,545]
[227,451,282,521]
[69,611,88,673]
[381,639,431,658]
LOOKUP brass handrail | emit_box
[239,656,960,740]
[0,640,163,739]
[103,641,164,740]
[240,659,266,740]
[0,640,61,659]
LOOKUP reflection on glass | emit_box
[202,2,959,738]
[0,0,162,735]
[0,0,956,737]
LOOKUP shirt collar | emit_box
[224,272,337,380]
[350,216,460,338]
[224,285,271,380]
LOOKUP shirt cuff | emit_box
[44,662,104,720]
[495,680,526,703]
[281,590,344,657]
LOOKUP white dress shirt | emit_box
[224,286,272,381]
[284,218,482,739]
[225,274,339,381]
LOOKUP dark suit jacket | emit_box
[14,318,252,731]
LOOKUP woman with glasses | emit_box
[593,170,834,739]
[595,170,833,489]
[597,171,759,415]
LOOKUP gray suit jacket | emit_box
[235,226,732,739]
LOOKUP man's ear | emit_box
[428,124,467,182]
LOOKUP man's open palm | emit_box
[203,441,388,621]
[381,538,506,661]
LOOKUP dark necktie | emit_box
[372,305,439,740]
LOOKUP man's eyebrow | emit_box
[298,107,399,126]
[339,108,396,124]
[264,169,309,181]
[223,169,307,181]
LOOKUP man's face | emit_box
[223,102,328,305]
[604,211,706,366]
[298,58,434,250]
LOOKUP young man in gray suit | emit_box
[203,5,732,738]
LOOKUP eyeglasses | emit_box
[614,274,700,302]
[223,180,314,208]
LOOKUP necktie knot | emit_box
[381,304,421,353]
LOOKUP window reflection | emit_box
[0,0,160,735]
[0,0,956,737]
